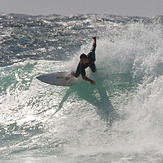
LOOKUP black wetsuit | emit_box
[72,44,96,77]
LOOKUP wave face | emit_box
[0,14,163,162]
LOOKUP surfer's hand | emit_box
[82,76,95,85]
[90,80,95,85]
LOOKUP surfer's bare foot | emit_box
[65,76,70,81]
[65,73,71,81]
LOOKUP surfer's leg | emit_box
[71,71,80,77]
[71,62,81,77]
[89,63,96,72]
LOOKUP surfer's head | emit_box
[80,53,89,64]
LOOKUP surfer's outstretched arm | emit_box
[82,75,95,85]
[92,36,96,48]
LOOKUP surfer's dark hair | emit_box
[80,53,87,59]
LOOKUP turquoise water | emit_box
[0,14,163,162]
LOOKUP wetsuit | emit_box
[72,44,96,77]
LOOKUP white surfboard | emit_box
[36,72,77,86]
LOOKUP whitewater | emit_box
[0,13,163,163]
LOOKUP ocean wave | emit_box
[0,14,163,162]
[0,14,162,66]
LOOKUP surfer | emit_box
[66,37,97,85]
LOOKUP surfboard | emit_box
[36,72,77,86]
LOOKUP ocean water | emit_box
[0,13,163,163]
